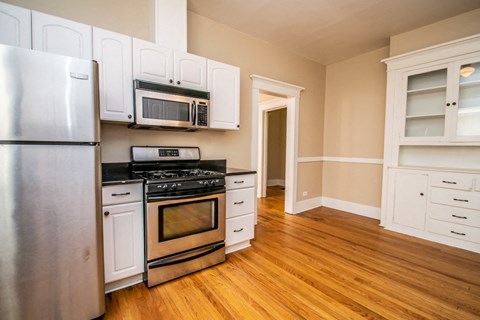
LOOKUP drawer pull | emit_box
[453,198,469,203]
[233,228,244,233]
[442,180,457,185]
[450,230,466,236]
[452,214,467,219]
[234,181,244,184]
[112,192,131,196]
[234,201,244,205]
[104,211,110,216]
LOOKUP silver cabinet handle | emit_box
[442,180,457,184]
[234,180,244,184]
[452,214,467,219]
[453,198,468,202]
[234,201,244,205]
[112,192,131,196]
[450,230,466,236]
[233,228,244,233]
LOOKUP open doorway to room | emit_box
[258,93,287,207]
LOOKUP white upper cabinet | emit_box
[174,51,207,91]
[32,11,92,60]
[0,2,31,48]
[93,27,133,123]
[133,38,173,85]
[133,39,206,91]
[400,57,480,143]
[207,59,240,130]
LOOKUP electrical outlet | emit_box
[302,191,308,197]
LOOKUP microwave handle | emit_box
[192,101,197,126]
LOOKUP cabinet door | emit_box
[401,66,449,142]
[208,59,240,130]
[393,172,428,230]
[174,51,207,91]
[132,38,173,85]
[32,11,92,60]
[103,202,144,283]
[452,59,480,141]
[0,2,31,48]
[93,27,134,123]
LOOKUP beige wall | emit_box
[3,0,155,41]
[321,47,388,208]
[267,108,286,182]
[390,8,480,56]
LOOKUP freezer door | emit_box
[0,144,105,319]
[0,44,99,143]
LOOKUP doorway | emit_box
[250,75,304,214]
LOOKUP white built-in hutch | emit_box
[381,34,480,253]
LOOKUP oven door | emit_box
[146,192,226,261]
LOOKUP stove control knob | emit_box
[157,184,168,191]
[170,183,177,190]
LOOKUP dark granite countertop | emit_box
[226,167,257,176]
[102,163,144,186]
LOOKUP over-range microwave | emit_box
[129,80,210,131]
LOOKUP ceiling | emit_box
[187,0,480,65]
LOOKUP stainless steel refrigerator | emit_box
[0,44,105,319]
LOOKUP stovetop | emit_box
[135,168,225,182]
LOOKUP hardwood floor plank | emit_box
[104,186,480,319]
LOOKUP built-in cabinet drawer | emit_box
[430,203,480,228]
[102,183,143,205]
[430,187,480,210]
[225,173,256,254]
[226,188,255,218]
[226,214,255,247]
[226,174,255,190]
[430,174,474,191]
[429,219,480,244]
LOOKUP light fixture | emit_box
[460,64,475,78]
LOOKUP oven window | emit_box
[159,199,218,241]
[143,97,190,121]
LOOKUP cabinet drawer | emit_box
[429,219,480,244]
[430,187,480,210]
[102,183,143,205]
[430,174,473,191]
[226,188,255,218]
[226,214,254,246]
[226,174,255,190]
[429,203,480,228]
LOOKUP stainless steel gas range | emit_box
[131,146,226,287]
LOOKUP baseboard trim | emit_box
[292,196,323,214]
[322,197,380,220]
[267,179,285,186]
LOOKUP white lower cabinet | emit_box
[386,168,480,252]
[225,174,256,253]
[102,183,144,293]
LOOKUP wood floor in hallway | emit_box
[104,186,480,319]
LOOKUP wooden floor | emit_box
[104,186,480,319]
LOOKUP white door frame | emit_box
[250,74,304,214]
[259,99,287,198]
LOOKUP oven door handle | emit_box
[148,242,225,269]
[147,188,225,201]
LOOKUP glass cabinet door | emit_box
[456,61,480,138]
[404,68,448,138]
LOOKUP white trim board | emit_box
[267,179,285,187]
[297,156,383,165]
[322,197,381,220]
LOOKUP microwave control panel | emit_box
[197,103,208,127]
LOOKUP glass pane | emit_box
[405,69,447,137]
[457,62,480,137]
[160,200,216,241]
[405,117,445,137]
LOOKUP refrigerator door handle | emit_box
[70,72,89,80]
